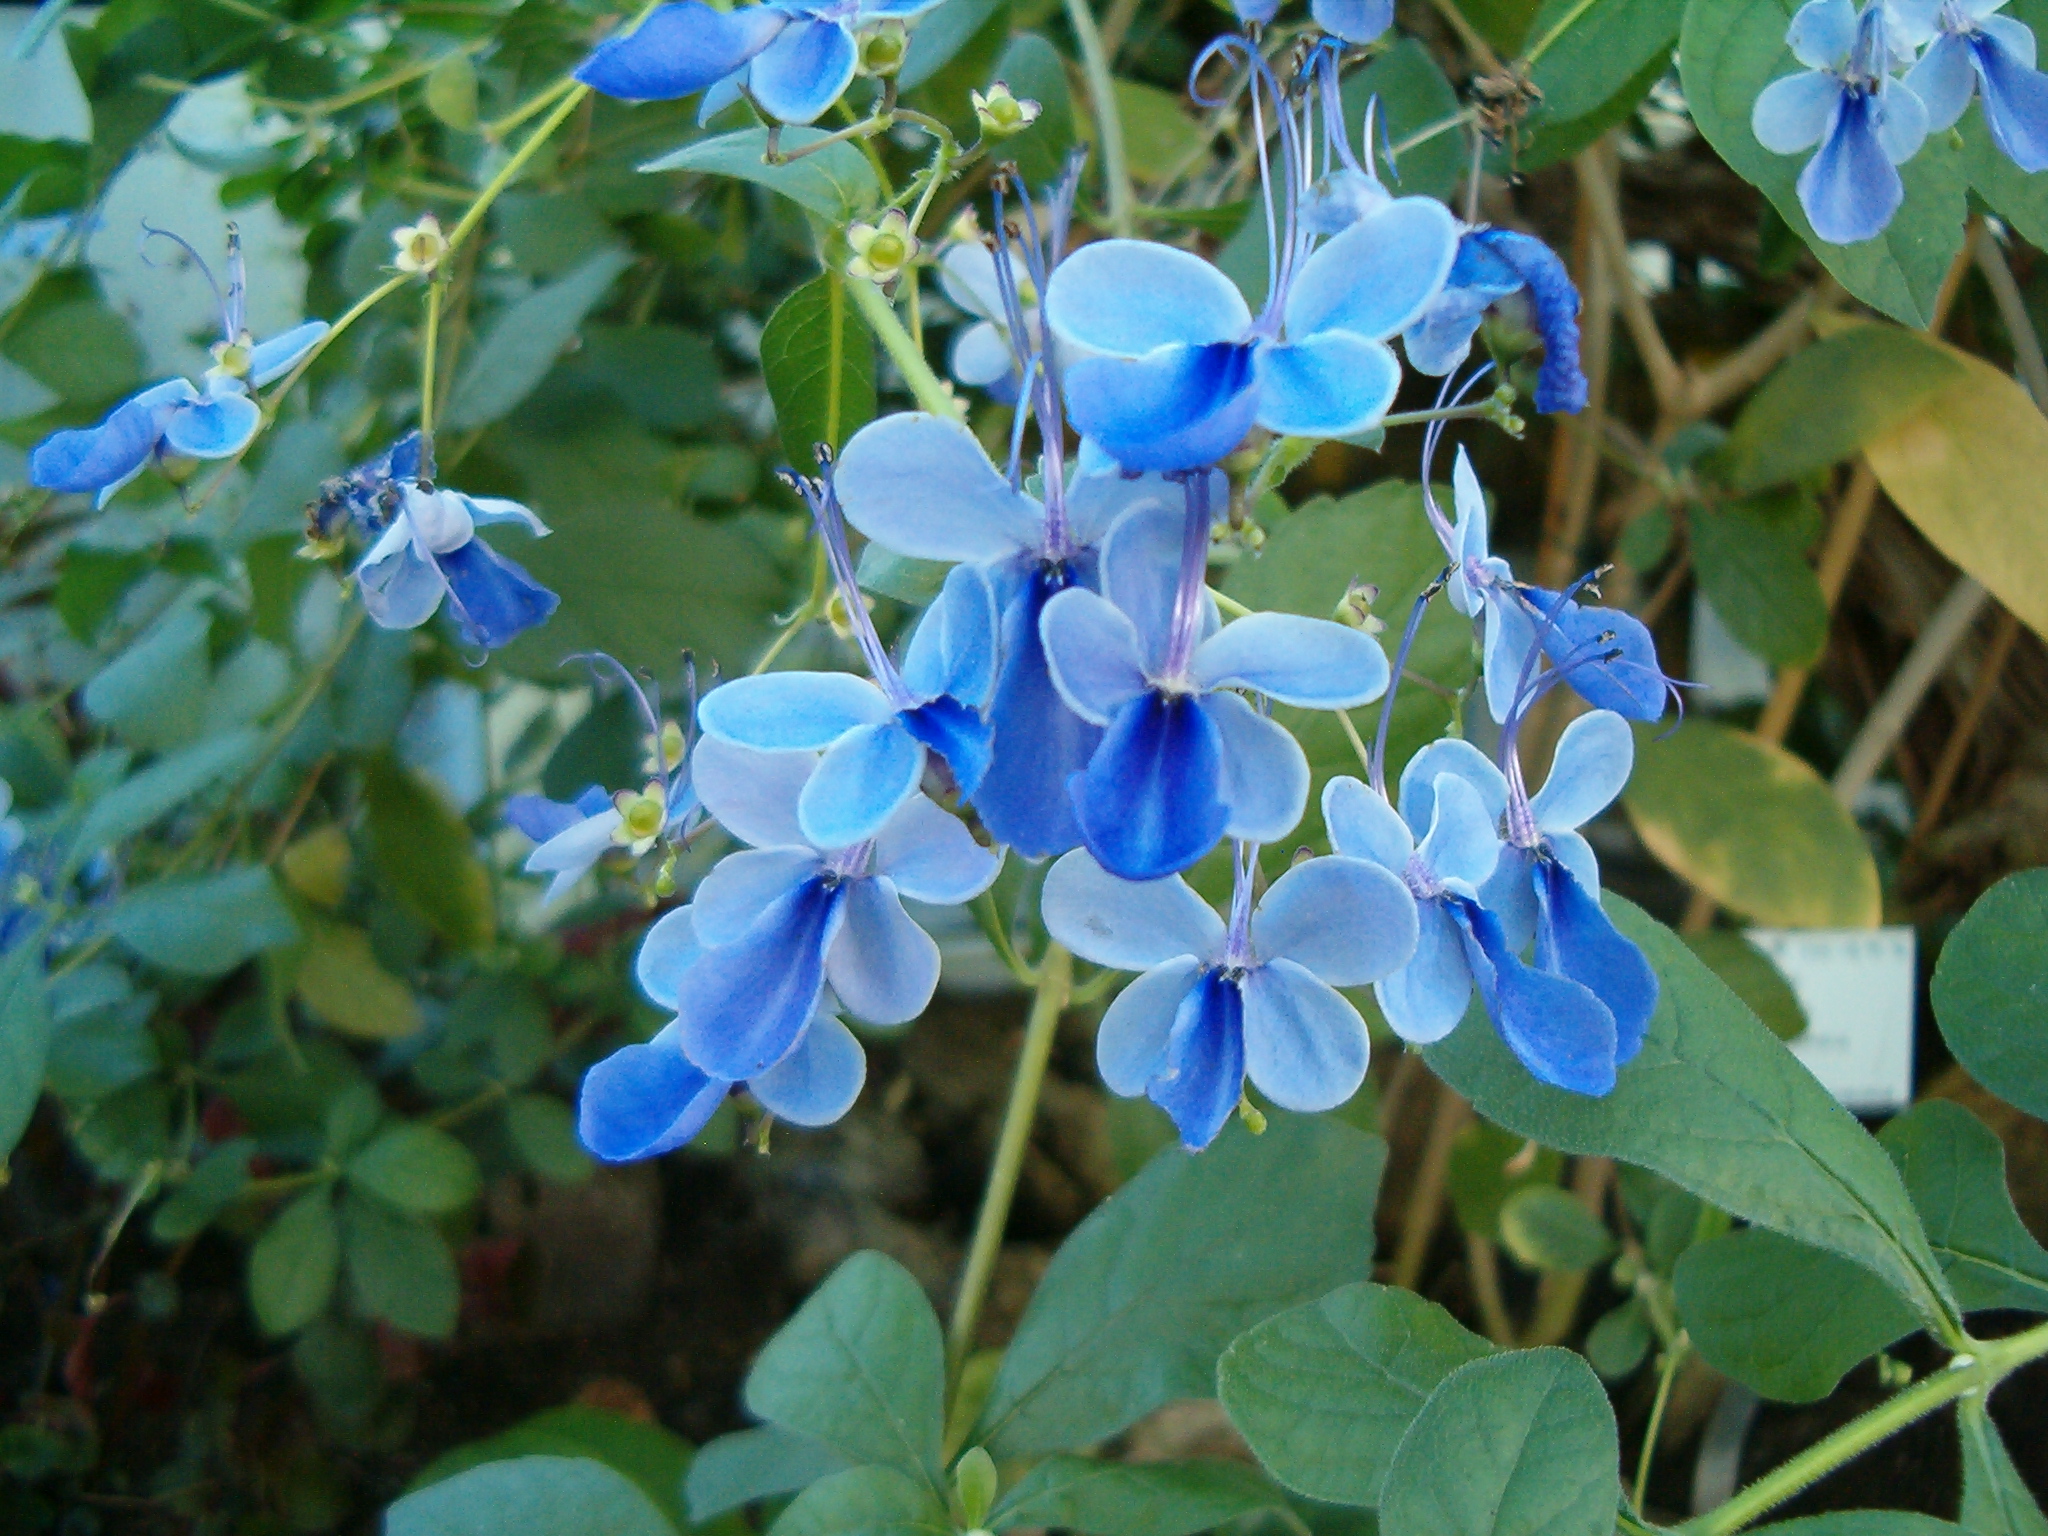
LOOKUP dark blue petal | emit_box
[437,537,560,650]
[1469,229,1588,414]
[578,1034,731,1161]
[676,876,847,1080]
[1150,969,1247,1150]
[1974,31,2048,173]
[28,377,195,494]
[900,695,993,799]
[1533,857,1658,1065]
[1450,896,1618,1096]
[1063,342,1260,474]
[573,0,787,101]
[1798,90,1903,245]
[978,563,1101,857]
[1071,689,1229,881]
[1532,591,1679,722]
[504,791,595,843]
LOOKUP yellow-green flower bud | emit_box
[972,82,1042,138]
[846,210,920,287]
[953,1448,998,1531]
[392,213,449,276]
[612,782,668,852]
[859,20,909,77]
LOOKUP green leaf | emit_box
[990,1457,1281,1536]
[1684,930,1808,1041]
[1673,1228,1916,1401]
[250,1190,340,1337]
[1378,1349,1619,1536]
[1425,897,1959,1334]
[1756,1519,1970,1536]
[444,248,633,432]
[1525,0,1682,126]
[0,944,50,1160]
[1353,41,1465,201]
[972,1115,1387,1459]
[1218,1282,1495,1507]
[424,50,478,129]
[986,34,1077,187]
[901,0,1006,88]
[687,1426,850,1522]
[762,272,877,470]
[151,1138,254,1243]
[1721,326,1966,494]
[345,1123,481,1215]
[1498,1187,1615,1272]
[386,1455,674,1536]
[1689,490,1829,668]
[342,1192,459,1339]
[1109,79,1205,183]
[568,324,723,434]
[1932,869,2048,1122]
[1960,1398,2048,1536]
[1622,719,1881,929]
[82,602,213,752]
[410,1405,697,1533]
[1448,1119,1564,1237]
[295,920,423,1041]
[1583,1300,1652,1380]
[1880,1100,2048,1315]
[506,1093,595,1185]
[642,129,881,219]
[363,757,495,952]
[1679,0,1967,328]
[744,1250,945,1489]
[56,544,148,642]
[111,866,300,976]
[6,293,143,403]
[768,1466,951,1536]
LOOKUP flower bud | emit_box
[972,82,1042,138]
[612,782,668,850]
[392,213,449,276]
[859,20,909,77]
[1337,580,1385,635]
[954,1448,998,1530]
[846,209,920,287]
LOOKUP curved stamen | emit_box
[1163,469,1215,681]
[1418,365,1498,555]
[1370,571,1450,798]
[781,460,914,708]
[1224,838,1259,969]
[562,651,665,751]
[140,223,234,344]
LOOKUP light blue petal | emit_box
[636,906,703,1010]
[1481,585,1540,723]
[162,390,261,459]
[1190,612,1389,709]
[1044,238,1251,359]
[1283,197,1460,342]
[1530,708,1633,833]
[524,809,622,908]
[1983,13,2037,69]
[1375,901,1473,1044]
[1310,0,1393,43]
[900,561,997,706]
[1887,0,1945,49]
[951,322,1016,388]
[1098,956,1206,1096]
[825,876,940,1025]
[1752,69,1843,151]
[698,671,894,750]
[1063,343,1261,475]
[355,528,448,632]
[1398,737,1509,841]
[676,878,844,1080]
[1039,586,1150,725]
[747,15,857,123]
[1063,467,1181,552]
[1445,451,1490,617]
[1251,855,1418,986]
[1875,77,1929,163]
[458,493,550,536]
[1205,691,1309,844]
[939,242,1004,319]
[1908,33,1979,129]
[797,719,925,849]
[1041,848,1225,971]
[1402,289,1490,378]
[575,0,788,100]
[835,412,1045,561]
[872,792,1002,903]
[691,735,815,849]
[578,1026,729,1162]
[1787,0,1857,68]
[697,68,747,123]
[1548,827,1602,895]
[1322,775,1414,871]
[1418,773,1503,890]
[1103,499,1208,676]
[1254,330,1401,438]
[1798,92,1904,245]
[692,847,821,946]
[1241,958,1370,1112]
[249,320,328,387]
[29,377,197,494]
[749,1012,866,1125]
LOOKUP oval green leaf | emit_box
[1931,869,2048,1121]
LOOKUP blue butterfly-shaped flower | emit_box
[1897,0,2048,172]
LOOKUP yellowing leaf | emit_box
[280,826,352,909]
[1865,341,2048,642]
[296,920,423,1041]
[1621,719,1880,929]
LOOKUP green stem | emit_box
[1684,1321,2048,1536]
[486,75,577,140]
[448,83,587,254]
[419,277,444,455]
[845,275,963,421]
[1064,0,1134,236]
[1634,1335,1688,1514]
[948,943,1071,1374]
[1522,0,1599,66]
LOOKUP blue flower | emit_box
[1404,227,1588,414]
[1752,0,1929,245]
[1042,841,1416,1149]
[1527,587,1688,723]
[644,736,1002,1085]
[1311,0,1395,43]
[1040,486,1389,880]
[347,447,559,651]
[30,227,326,506]
[696,472,997,849]
[579,906,868,1161]
[575,0,944,125]
[1899,0,2048,171]
[1475,709,1658,1095]
[937,236,1035,405]
[1042,42,1455,472]
[1323,740,1506,1043]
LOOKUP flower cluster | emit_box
[1753,0,2048,245]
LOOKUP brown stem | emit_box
[1903,606,2021,857]
[1574,148,1683,414]
[1390,1082,1469,1292]
[1466,1232,1519,1345]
